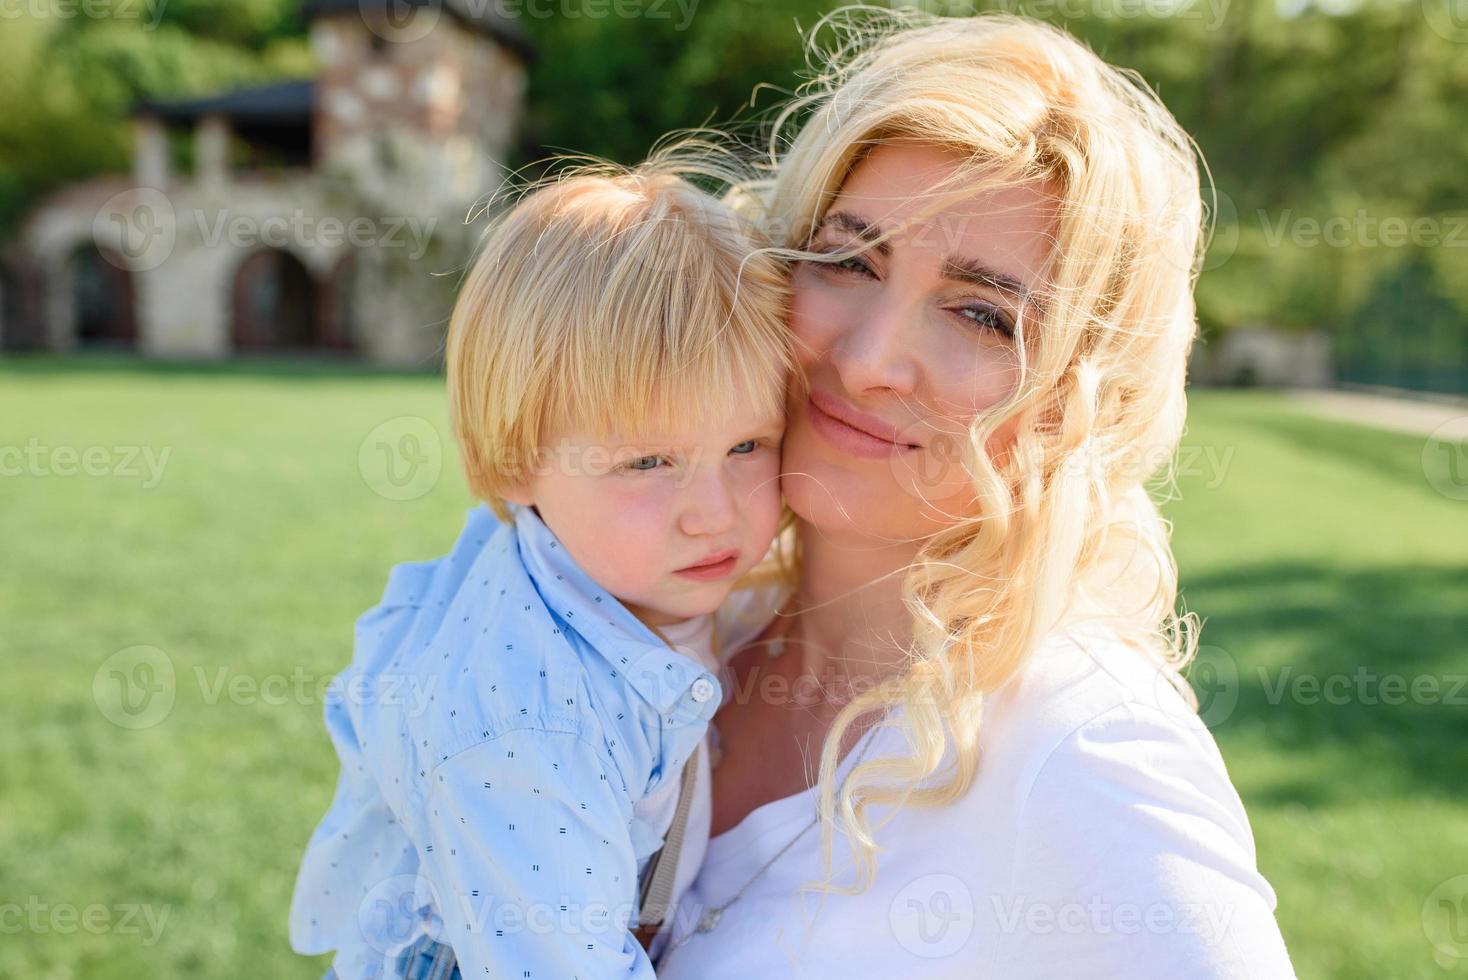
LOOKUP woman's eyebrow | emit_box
[939,255,1036,303]
[820,210,888,255]
[821,209,1037,304]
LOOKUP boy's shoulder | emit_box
[349,503,691,816]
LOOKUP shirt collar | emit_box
[506,502,720,723]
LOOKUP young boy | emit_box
[288,163,798,979]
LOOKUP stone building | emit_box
[1,0,532,365]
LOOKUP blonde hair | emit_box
[718,6,1209,898]
[446,152,800,524]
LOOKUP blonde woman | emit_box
[651,7,1297,977]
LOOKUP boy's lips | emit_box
[677,548,740,571]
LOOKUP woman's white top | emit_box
[655,587,1297,978]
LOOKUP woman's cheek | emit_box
[788,273,849,362]
[734,451,780,515]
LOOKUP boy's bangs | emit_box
[541,332,789,445]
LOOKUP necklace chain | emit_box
[655,715,881,968]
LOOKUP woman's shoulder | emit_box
[973,622,1255,843]
[980,620,1224,778]
[963,624,1295,975]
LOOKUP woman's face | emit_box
[780,142,1055,544]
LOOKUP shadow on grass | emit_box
[1183,561,1468,806]
[0,351,443,383]
[1232,405,1439,490]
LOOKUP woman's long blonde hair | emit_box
[719,5,1211,898]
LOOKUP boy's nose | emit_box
[678,473,738,537]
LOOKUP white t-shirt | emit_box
[631,613,718,920]
[653,592,1297,978]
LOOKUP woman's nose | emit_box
[829,291,922,397]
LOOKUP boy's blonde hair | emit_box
[446,156,799,523]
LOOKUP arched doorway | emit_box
[69,244,137,348]
[231,248,319,350]
[1,259,46,351]
[319,251,357,351]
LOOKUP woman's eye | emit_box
[624,455,666,472]
[825,254,874,277]
[803,245,873,278]
[730,440,759,455]
[956,304,1015,338]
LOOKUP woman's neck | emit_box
[784,516,923,697]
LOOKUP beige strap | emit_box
[637,742,701,928]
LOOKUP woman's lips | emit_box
[806,393,921,460]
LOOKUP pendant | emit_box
[696,907,722,932]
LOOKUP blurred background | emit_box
[0,0,1464,977]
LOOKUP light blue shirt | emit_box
[289,502,724,979]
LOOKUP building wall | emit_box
[7,12,526,366]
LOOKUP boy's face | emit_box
[504,386,786,627]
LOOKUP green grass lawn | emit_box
[2,355,1464,978]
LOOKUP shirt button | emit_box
[690,677,715,703]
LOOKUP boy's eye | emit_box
[730,440,759,455]
[625,455,666,472]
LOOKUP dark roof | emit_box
[133,79,316,125]
[301,0,536,63]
